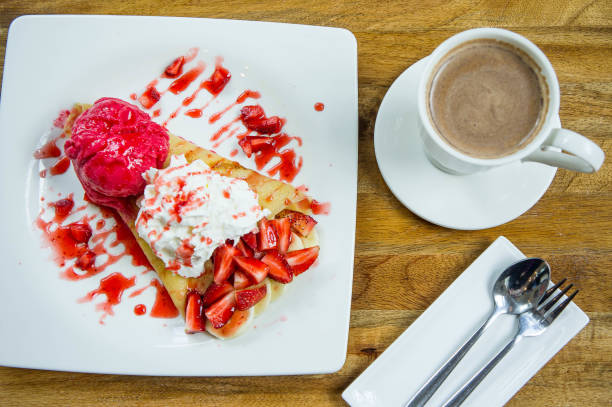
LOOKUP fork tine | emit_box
[539,278,567,305]
[547,290,579,321]
[540,283,574,313]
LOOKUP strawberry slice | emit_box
[236,239,254,258]
[203,65,231,95]
[277,210,317,237]
[241,232,258,251]
[233,271,251,289]
[240,105,264,122]
[240,105,284,134]
[249,117,284,135]
[238,137,253,157]
[238,136,275,158]
[138,87,161,109]
[205,291,236,329]
[286,246,320,275]
[258,218,277,251]
[261,250,293,283]
[185,291,205,333]
[235,285,268,311]
[76,250,96,270]
[272,218,292,254]
[164,56,185,78]
[234,256,269,283]
[69,223,92,244]
[51,198,74,218]
[201,281,234,307]
[213,243,240,284]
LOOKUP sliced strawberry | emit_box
[76,250,96,270]
[272,217,292,254]
[241,232,258,251]
[69,223,92,244]
[51,198,74,218]
[203,65,231,95]
[286,246,320,275]
[185,291,205,333]
[213,243,240,284]
[261,250,293,284]
[258,218,277,251]
[138,87,161,109]
[201,281,234,307]
[164,56,185,78]
[235,285,267,311]
[235,239,254,258]
[234,256,269,283]
[240,105,284,134]
[278,210,317,236]
[238,137,253,157]
[205,291,235,329]
[240,105,265,122]
[250,117,284,134]
[233,271,251,290]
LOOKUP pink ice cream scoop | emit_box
[65,97,169,215]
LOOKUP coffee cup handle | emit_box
[523,128,604,173]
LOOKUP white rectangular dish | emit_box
[0,15,358,375]
[343,236,589,406]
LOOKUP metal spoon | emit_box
[404,258,550,407]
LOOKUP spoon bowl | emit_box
[493,258,550,315]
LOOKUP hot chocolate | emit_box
[428,39,548,158]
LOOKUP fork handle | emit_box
[404,310,501,407]
[441,335,522,407]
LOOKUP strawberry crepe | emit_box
[64,98,320,339]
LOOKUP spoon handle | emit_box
[404,311,499,407]
[440,334,522,407]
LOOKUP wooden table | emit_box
[1,1,610,405]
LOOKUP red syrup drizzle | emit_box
[314,102,325,112]
[209,90,260,124]
[129,49,314,189]
[129,279,179,318]
[78,272,136,323]
[35,194,179,322]
[134,304,147,315]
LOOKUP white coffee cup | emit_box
[417,28,604,175]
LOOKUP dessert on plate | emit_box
[63,97,321,339]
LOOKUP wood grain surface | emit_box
[1,1,610,406]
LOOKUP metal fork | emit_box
[440,279,578,407]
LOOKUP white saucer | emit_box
[374,57,558,230]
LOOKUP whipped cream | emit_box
[135,155,268,278]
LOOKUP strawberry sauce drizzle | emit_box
[35,194,178,322]
[128,47,320,196]
[129,279,179,318]
[78,272,136,323]
[168,61,206,94]
[211,117,241,142]
[134,304,147,315]
[209,90,260,124]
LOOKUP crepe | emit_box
[65,103,319,337]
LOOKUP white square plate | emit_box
[0,15,357,375]
[342,236,589,406]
